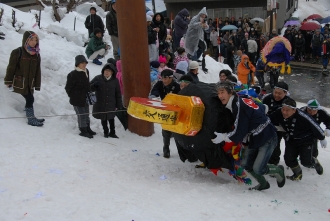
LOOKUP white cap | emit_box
[146,15,152,22]
[189,61,199,70]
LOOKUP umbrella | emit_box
[300,22,321,31]
[116,108,128,130]
[75,2,106,18]
[288,17,299,21]
[307,14,323,20]
[314,18,323,23]
[284,20,301,27]
[250,17,264,23]
[221,25,238,31]
[321,16,330,24]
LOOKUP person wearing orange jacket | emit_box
[237,55,256,87]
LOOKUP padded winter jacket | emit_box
[106,7,118,37]
[237,55,256,85]
[4,31,41,95]
[174,8,190,37]
[301,106,330,129]
[85,33,107,58]
[90,63,122,120]
[65,68,91,107]
[84,14,105,37]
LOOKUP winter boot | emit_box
[87,124,96,135]
[97,55,104,59]
[266,164,286,188]
[248,171,270,191]
[93,58,102,65]
[25,107,43,127]
[79,127,93,139]
[163,145,170,158]
[24,108,45,122]
[109,132,119,138]
[286,165,302,181]
[313,157,323,175]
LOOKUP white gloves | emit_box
[320,139,327,148]
[212,132,231,144]
[325,129,330,137]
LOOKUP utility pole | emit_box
[117,0,154,137]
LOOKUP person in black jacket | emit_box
[269,98,325,181]
[263,82,289,165]
[90,63,122,138]
[152,13,167,55]
[65,55,95,139]
[147,15,158,62]
[106,1,119,60]
[301,99,330,157]
[149,69,180,158]
[295,34,305,61]
[213,81,285,191]
[84,7,105,38]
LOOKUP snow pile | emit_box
[0,3,330,221]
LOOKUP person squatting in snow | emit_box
[4,31,45,127]
[212,81,286,191]
[85,28,110,66]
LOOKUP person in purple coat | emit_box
[173,8,190,49]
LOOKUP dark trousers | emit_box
[247,52,256,64]
[313,139,318,158]
[269,70,279,89]
[22,90,34,108]
[284,142,315,168]
[268,131,283,165]
[162,129,172,154]
[255,71,265,88]
[173,32,182,49]
[101,118,115,134]
[175,138,198,163]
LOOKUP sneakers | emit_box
[25,107,43,127]
[93,58,102,65]
[313,157,323,175]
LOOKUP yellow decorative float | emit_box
[127,94,205,136]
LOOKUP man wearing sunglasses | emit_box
[301,99,330,158]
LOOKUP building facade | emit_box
[164,0,298,33]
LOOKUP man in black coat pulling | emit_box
[149,69,181,158]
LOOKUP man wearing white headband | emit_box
[213,81,286,191]
[269,98,325,181]
[301,99,330,157]
[263,81,289,165]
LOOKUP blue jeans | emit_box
[242,135,277,175]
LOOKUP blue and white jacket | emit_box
[226,95,277,149]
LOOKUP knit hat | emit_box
[189,61,199,70]
[75,55,88,67]
[107,58,117,67]
[150,61,160,68]
[90,7,97,12]
[146,15,152,22]
[94,28,102,35]
[146,11,154,17]
[161,69,174,78]
[307,99,320,110]
[176,61,189,74]
[159,55,167,63]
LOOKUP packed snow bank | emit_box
[0,3,330,221]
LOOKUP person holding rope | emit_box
[65,55,96,139]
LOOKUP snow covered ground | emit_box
[0,2,330,221]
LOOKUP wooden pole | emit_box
[117,0,154,137]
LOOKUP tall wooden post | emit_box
[117,0,154,137]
